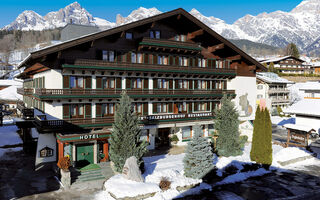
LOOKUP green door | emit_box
[76,144,94,168]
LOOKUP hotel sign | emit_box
[80,134,99,140]
[139,112,213,121]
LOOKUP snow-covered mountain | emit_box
[3,2,115,31]
[3,0,320,53]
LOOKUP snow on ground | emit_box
[0,85,22,101]
[0,147,22,159]
[271,116,289,125]
[95,144,320,200]
[0,125,22,147]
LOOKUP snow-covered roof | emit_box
[0,79,22,86]
[261,55,305,64]
[0,85,22,101]
[298,81,320,91]
[283,124,315,133]
[283,99,320,117]
[256,72,293,84]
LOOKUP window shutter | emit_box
[153,103,157,114]
[63,76,69,89]
[153,55,157,64]
[207,102,210,111]
[188,103,192,113]
[175,56,179,66]
[189,58,193,67]
[213,59,216,68]
[126,78,131,89]
[194,80,198,89]
[169,56,173,65]
[144,53,149,64]
[169,79,173,89]
[194,102,199,111]
[85,76,92,89]
[143,79,149,89]
[189,80,193,89]
[117,52,122,62]
[126,52,131,63]
[143,103,148,115]
[207,81,210,90]
[85,104,92,118]
[116,77,122,89]
[96,50,103,60]
[96,104,102,117]
[42,77,45,88]
[168,103,173,113]
[153,79,158,89]
[174,80,178,89]
[96,77,102,89]
[63,104,70,119]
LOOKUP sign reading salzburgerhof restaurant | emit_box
[139,112,213,121]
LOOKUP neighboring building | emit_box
[299,81,320,99]
[261,56,311,74]
[0,79,22,110]
[0,61,14,78]
[284,99,320,136]
[16,8,266,170]
[256,72,293,113]
[60,23,100,42]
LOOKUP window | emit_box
[102,103,114,116]
[257,94,263,99]
[156,103,167,113]
[178,80,188,89]
[140,129,149,142]
[131,52,137,63]
[198,80,207,89]
[133,78,142,89]
[174,35,180,41]
[137,53,143,63]
[157,79,167,89]
[150,30,160,39]
[102,50,115,62]
[125,32,133,39]
[70,76,84,89]
[102,77,115,89]
[257,85,263,90]
[180,35,186,42]
[208,124,215,136]
[133,103,142,114]
[40,147,53,157]
[177,102,187,113]
[70,104,84,118]
[182,126,191,139]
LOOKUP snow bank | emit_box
[273,147,313,165]
[104,174,161,198]
[0,125,22,147]
[0,85,22,101]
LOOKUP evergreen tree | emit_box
[285,43,300,59]
[183,125,215,179]
[109,91,148,172]
[250,106,273,165]
[215,95,242,157]
[268,62,274,72]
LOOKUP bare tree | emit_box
[0,34,14,65]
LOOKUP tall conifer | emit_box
[109,91,148,172]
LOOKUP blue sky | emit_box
[0,0,303,28]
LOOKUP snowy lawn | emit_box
[0,125,22,147]
[96,144,320,200]
[0,147,22,159]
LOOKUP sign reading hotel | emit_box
[80,134,99,140]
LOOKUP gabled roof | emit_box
[261,55,305,64]
[18,8,266,71]
[256,72,293,84]
[284,99,320,117]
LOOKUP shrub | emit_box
[159,177,171,191]
[57,156,71,171]
[170,134,179,143]
[277,106,284,117]
[239,135,248,149]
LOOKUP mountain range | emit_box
[2,1,320,54]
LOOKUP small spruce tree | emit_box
[250,106,273,165]
[215,95,242,157]
[183,125,215,179]
[109,91,148,172]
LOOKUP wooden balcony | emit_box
[268,89,290,94]
[17,88,34,95]
[17,102,34,119]
[139,37,202,52]
[33,88,235,100]
[68,59,236,77]
[33,112,215,132]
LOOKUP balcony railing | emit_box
[17,102,34,119]
[71,59,235,76]
[33,88,235,99]
[34,112,215,131]
[268,89,290,94]
[17,88,34,95]
[271,98,291,103]
[139,37,202,51]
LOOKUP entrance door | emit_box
[76,144,94,168]
[157,128,171,147]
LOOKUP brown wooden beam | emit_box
[248,65,256,71]
[227,55,241,61]
[90,40,95,47]
[187,29,204,40]
[177,14,181,20]
[151,22,156,28]
[208,43,224,53]
[120,31,125,37]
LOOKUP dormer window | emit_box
[150,30,161,39]
[102,50,115,62]
[126,32,133,39]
